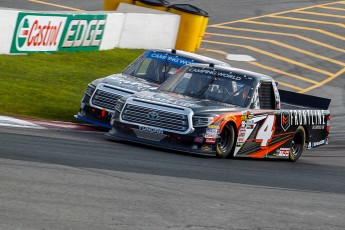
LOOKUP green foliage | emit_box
[0,49,143,121]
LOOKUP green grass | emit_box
[0,49,144,122]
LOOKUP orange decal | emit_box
[282,115,287,125]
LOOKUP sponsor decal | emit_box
[194,137,204,143]
[204,133,218,139]
[206,128,219,134]
[139,126,163,134]
[246,119,255,129]
[311,139,327,148]
[312,125,325,130]
[11,13,67,52]
[146,51,196,66]
[60,14,106,51]
[216,71,242,81]
[238,137,245,143]
[239,132,246,137]
[281,110,326,130]
[208,125,220,129]
[205,138,216,144]
[188,68,217,75]
[11,12,107,53]
[246,124,255,129]
[187,67,243,81]
[281,111,290,131]
[241,111,248,121]
[278,148,290,157]
[224,114,236,121]
[201,145,212,152]
[239,127,246,135]
[246,119,254,126]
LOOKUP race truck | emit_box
[75,49,228,128]
[108,63,331,162]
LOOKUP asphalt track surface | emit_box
[1,1,345,230]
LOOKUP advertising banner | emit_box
[11,12,107,53]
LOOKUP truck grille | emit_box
[120,98,193,133]
[92,90,122,110]
[90,84,133,111]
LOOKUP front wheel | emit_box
[216,124,236,159]
[289,126,306,162]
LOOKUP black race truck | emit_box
[108,63,331,161]
[75,49,228,128]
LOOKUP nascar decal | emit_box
[234,115,275,156]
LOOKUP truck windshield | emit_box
[158,66,256,107]
[122,50,197,84]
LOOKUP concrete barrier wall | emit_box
[100,13,125,50]
[119,13,179,49]
[0,4,180,54]
[0,9,20,54]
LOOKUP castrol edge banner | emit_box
[11,12,107,53]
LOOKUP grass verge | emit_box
[0,49,144,122]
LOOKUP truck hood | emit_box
[130,91,242,114]
[99,74,159,92]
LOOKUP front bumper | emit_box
[106,121,218,156]
[75,104,112,129]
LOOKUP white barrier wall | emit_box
[119,13,179,49]
[0,9,19,54]
[100,13,125,50]
[116,3,180,49]
[0,5,180,54]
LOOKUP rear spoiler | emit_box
[279,89,331,110]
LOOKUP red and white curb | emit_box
[0,116,100,131]
[0,115,46,129]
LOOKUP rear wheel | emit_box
[216,124,236,159]
[289,126,305,162]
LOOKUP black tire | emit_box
[289,126,306,162]
[216,123,236,159]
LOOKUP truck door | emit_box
[235,81,278,157]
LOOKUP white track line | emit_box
[0,116,46,129]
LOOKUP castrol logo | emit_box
[14,15,67,51]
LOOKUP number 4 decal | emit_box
[256,115,276,147]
